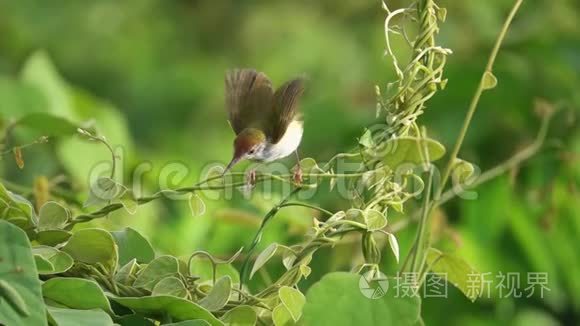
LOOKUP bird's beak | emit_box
[222,156,241,176]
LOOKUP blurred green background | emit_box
[0,0,578,325]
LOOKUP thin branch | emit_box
[436,0,525,199]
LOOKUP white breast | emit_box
[260,120,303,162]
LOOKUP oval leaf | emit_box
[152,276,188,298]
[111,227,155,265]
[189,193,206,217]
[42,277,113,314]
[221,305,257,326]
[109,295,222,326]
[426,248,480,302]
[279,286,305,322]
[61,228,118,270]
[199,276,232,312]
[38,201,69,231]
[364,209,387,231]
[32,246,73,275]
[133,255,179,291]
[376,137,446,168]
[387,233,400,263]
[250,243,278,279]
[303,272,420,326]
[0,220,47,325]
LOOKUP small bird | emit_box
[223,68,305,182]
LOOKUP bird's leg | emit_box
[293,150,303,184]
[246,168,257,186]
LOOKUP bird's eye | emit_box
[248,149,255,154]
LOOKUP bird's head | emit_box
[223,128,267,174]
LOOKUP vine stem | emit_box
[238,187,302,298]
[436,0,524,200]
[407,0,525,279]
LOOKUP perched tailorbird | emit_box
[223,68,305,182]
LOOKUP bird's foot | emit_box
[293,167,303,185]
[246,168,257,186]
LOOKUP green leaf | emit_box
[387,233,400,263]
[358,129,374,148]
[115,259,139,285]
[376,137,445,168]
[345,208,365,224]
[364,209,387,231]
[272,304,294,326]
[61,228,118,271]
[133,255,179,290]
[426,248,480,302]
[221,305,257,326]
[119,192,138,215]
[16,113,79,137]
[116,314,156,326]
[42,278,113,314]
[250,243,278,279]
[20,51,76,118]
[152,276,188,298]
[0,280,30,317]
[279,286,305,322]
[32,246,73,275]
[482,71,498,90]
[109,295,223,326]
[189,257,240,284]
[189,193,206,217]
[165,321,211,326]
[111,227,155,265]
[0,182,35,227]
[34,255,54,273]
[452,158,475,183]
[46,306,114,326]
[38,201,70,231]
[84,177,127,208]
[303,272,420,326]
[0,220,47,325]
[36,230,72,246]
[199,276,232,312]
[0,76,46,119]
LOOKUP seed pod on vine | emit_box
[362,232,381,265]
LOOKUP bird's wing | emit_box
[225,69,273,134]
[269,78,305,143]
